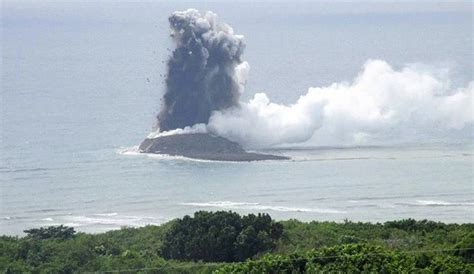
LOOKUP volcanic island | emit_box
[139,11,289,161]
[139,133,289,161]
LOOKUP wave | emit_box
[348,192,469,202]
[117,146,141,155]
[0,167,49,174]
[58,214,164,228]
[397,200,474,207]
[180,201,346,214]
[1,216,29,221]
[93,212,118,217]
[118,147,243,163]
[144,153,224,163]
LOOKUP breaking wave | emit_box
[180,201,346,214]
[398,200,474,207]
[56,214,164,228]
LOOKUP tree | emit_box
[24,225,76,240]
[160,211,282,262]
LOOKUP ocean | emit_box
[1,1,473,235]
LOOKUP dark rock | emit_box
[139,133,289,161]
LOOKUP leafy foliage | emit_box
[23,225,76,240]
[384,218,448,232]
[276,219,474,255]
[454,232,474,262]
[161,211,283,262]
[215,244,472,273]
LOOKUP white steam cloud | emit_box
[149,59,472,148]
[205,60,473,148]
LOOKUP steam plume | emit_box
[208,60,473,148]
[157,9,247,131]
[152,10,473,148]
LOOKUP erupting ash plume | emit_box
[150,10,473,148]
[157,9,248,131]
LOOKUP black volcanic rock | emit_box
[139,133,289,161]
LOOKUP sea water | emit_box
[1,1,473,235]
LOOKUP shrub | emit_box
[215,244,472,273]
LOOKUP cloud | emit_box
[207,60,473,148]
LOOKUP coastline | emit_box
[2,212,473,272]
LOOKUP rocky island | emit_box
[139,133,289,161]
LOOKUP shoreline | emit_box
[2,212,473,272]
[3,216,473,237]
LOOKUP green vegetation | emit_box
[216,244,470,273]
[23,225,76,240]
[162,211,283,262]
[1,213,472,273]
